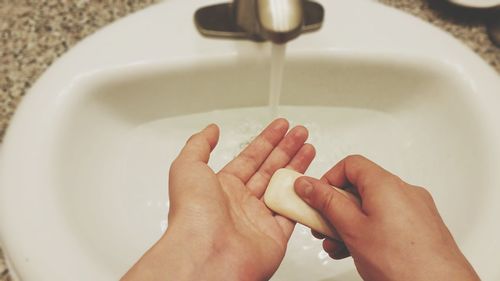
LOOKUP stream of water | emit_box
[268,43,287,117]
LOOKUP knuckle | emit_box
[238,152,261,171]
[344,154,366,165]
[185,134,195,144]
[320,192,336,214]
[185,132,201,145]
[415,186,433,200]
[383,174,407,190]
[391,175,406,188]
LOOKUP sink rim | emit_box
[1,0,500,280]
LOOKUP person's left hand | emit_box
[122,119,315,281]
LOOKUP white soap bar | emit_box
[264,168,360,240]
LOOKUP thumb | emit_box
[168,124,219,207]
[294,177,365,239]
[174,124,220,165]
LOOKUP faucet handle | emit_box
[194,0,324,43]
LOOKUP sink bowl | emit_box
[1,0,499,280]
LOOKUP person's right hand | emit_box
[294,155,480,281]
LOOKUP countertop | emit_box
[0,0,499,280]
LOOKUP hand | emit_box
[294,155,479,281]
[122,119,315,281]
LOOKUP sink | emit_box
[1,0,499,280]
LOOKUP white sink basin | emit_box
[1,0,499,280]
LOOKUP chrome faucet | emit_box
[194,0,324,44]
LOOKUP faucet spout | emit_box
[256,0,304,43]
[194,0,323,44]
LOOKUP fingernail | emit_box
[334,245,351,259]
[296,178,313,198]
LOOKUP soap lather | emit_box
[264,168,360,241]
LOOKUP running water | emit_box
[268,43,287,117]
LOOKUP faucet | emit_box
[194,0,324,44]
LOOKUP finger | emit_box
[321,155,400,198]
[174,124,219,164]
[168,124,219,205]
[245,126,310,197]
[285,143,316,174]
[294,177,365,241]
[219,118,289,183]
[311,230,326,239]
[323,239,351,260]
[323,239,347,254]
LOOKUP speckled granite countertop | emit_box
[0,0,499,280]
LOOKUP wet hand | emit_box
[123,119,315,281]
[294,155,479,281]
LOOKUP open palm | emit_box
[168,119,315,280]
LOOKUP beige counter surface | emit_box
[0,0,499,280]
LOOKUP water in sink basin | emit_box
[54,103,486,280]
[118,105,408,280]
[123,106,411,180]
[41,52,494,279]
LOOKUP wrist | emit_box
[407,251,480,281]
[156,225,252,281]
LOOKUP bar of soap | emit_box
[264,168,360,240]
